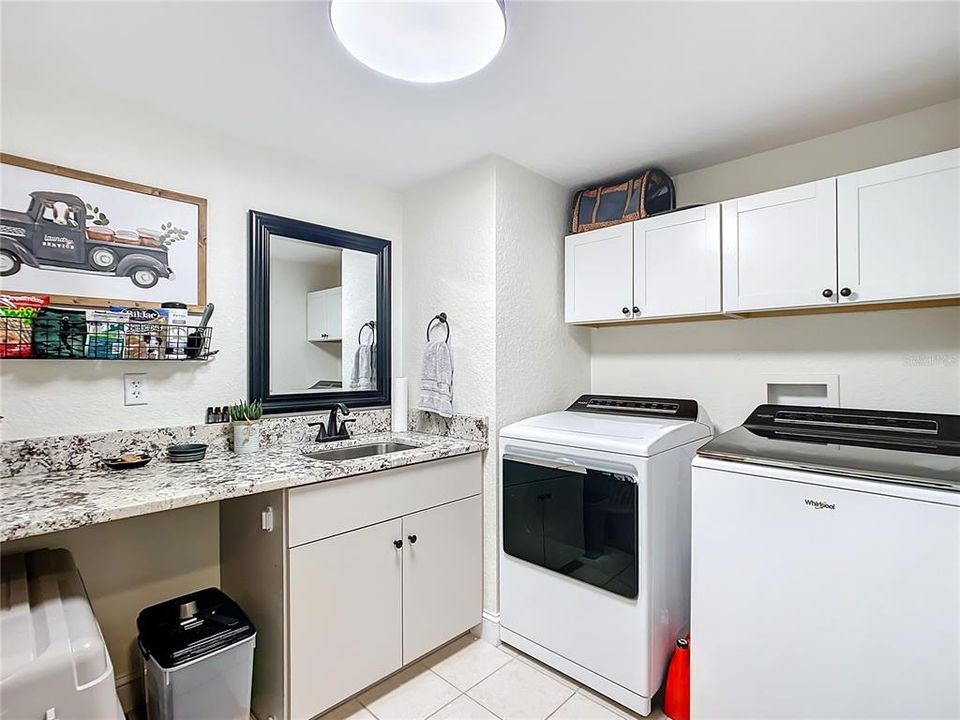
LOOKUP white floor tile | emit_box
[428,695,498,720]
[574,687,646,719]
[514,653,580,690]
[424,634,515,691]
[548,693,624,720]
[321,699,378,720]
[468,659,575,720]
[498,642,520,657]
[359,664,460,720]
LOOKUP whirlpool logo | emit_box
[804,499,836,510]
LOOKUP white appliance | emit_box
[1,548,124,720]
[692,404,960,719]
[499,395,713,715]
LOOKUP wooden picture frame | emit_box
[0,154,207,311]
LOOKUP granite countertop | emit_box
[1,432,485,542]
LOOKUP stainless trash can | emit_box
[137,587,256,720]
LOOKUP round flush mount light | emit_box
[330,0,506,83]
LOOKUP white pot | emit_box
[233,422,261,454]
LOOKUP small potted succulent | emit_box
[229,398,263,454]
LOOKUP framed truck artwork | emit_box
[0,154,206,310]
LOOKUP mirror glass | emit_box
[268,235,379,395]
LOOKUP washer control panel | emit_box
[567,394,700,420]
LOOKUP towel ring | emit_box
[358,320,376,344]
[426,312,449,342]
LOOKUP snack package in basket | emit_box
[85,309,132,359]
[0,294,50,358]
[110,307,163,359]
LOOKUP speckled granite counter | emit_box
[1,431,485,542]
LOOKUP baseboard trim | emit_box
[471,608,501,644]
[115,670,143,715]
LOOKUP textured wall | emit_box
[592,307,960,432]
[493,159,591,612]
[675,99,960,204]
[341,250,380,386]
[593,101,960,430]
[402,159,498,607]
[0,59,403,709]
[0,93,402,441]
[270,258,341,392]
[402,158,592,614]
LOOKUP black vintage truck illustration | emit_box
[0,191,174,288]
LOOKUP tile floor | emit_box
[320,634,668,720]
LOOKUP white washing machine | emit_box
[692,404,960,719]
[499,394,713,715]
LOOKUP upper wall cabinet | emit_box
[565,224,634,323]
[307,287,342,342]
[837,149,960,304]
[634,204,721,319]
[721,180,838,312]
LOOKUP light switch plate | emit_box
[123,373,149,406]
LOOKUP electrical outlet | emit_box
[123,373,149,406]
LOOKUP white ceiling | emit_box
[2,1,958,189]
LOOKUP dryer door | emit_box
[502,454,638,598]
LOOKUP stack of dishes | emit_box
[167,443,208,463]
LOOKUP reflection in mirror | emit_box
[249,210,391,414]
[268,236,378,395]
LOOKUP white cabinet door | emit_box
[306,291,326,341]
[306,287,343,341]
[837,149,960,304]
[325,287,343,340]
[722,180,837,312]
[634,204,721,319]
[289,519,403,719]
[402,496,482,662]
[564,225,634,323]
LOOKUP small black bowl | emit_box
[167,443,208,462]
[102,454,152,470]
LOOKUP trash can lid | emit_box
[137,587,255,669]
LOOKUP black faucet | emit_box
[309,403,355,442]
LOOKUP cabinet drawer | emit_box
[287,453,482,548]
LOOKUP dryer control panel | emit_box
[567,394,700,420]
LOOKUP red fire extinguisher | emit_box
[664,636,690,720]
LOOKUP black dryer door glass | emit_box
[502,458,638,598]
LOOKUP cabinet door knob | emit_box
[822,289,834,298]
[840,287,852,297]
[632,306,640,314]
[393,539,403,549]
[407,534,418,544]
[621,307,630,315]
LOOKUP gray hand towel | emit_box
[418,340,453,417]
[350,343,377,391]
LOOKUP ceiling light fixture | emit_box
[330,0,506,84]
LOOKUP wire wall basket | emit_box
[0,314,215,361]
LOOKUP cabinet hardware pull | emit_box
[632,306,640,314]
[840,287,852,297]
[822,289,834,298]
[621,307,630,315]
[393,539,403,549]
[407,534,418,544]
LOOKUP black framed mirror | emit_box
[248,210,391,414]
